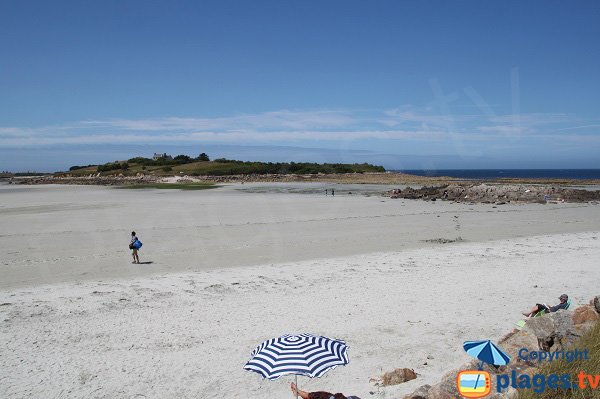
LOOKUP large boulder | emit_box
[524,310,576,349]
[497,329,539,364]
[572,305,599,325]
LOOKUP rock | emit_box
[591,296,600,313]
[497,329,539,364]
[524,310,576,349]
[386,183,600,204]
[572,305,599,325]
[425,367,465,399]
[524,316,555,339]
[487,387,518,399]
[403,384,431,399]
[380,368,417,386]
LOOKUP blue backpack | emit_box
[133,239,142,249]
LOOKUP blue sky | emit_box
[1,0,599,171]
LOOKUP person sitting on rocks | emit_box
[522,294,569,317]
[291,382,360,399]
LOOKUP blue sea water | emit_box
[396,169,600,179]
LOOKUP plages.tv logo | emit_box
[456,340,511,398]
[457,340,597,397]
[456,370,492,398]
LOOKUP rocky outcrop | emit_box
[494,329,539,364]
[524,310,577,350]
[387,184,600,204]
[11,175,161,186]
[403,300,599,399]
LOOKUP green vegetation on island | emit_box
[65,153,386,177]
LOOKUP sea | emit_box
[395,169,600,179]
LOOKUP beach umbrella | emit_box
[244,333,349,398]
[463,340,510,369]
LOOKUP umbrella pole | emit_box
[295,375,298,399]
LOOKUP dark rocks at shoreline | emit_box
[9,174,161,186]
[9,177,600,204]
[387,183,600,204]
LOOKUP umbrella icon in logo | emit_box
[461,340,510,397]
[463,340,510,370]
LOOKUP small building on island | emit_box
[153,153,173,161]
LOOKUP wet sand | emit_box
[1,183,599,289]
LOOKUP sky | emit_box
[1,0,599,171]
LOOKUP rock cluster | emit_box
[387,184,600,204]
[10,175,160,186]
[401,300,599,399]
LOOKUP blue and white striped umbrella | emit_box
[244,333,349,380]
[463,340,510,367]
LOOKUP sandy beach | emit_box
[1,183,599,398]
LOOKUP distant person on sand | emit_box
[291,382,360,399]
[522,294,569,317]
[129,231,142,264]
[331,188,334,196]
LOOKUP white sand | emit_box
[1,184,599,398]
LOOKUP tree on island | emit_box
[198,153,210,162]
[173,154,192,163]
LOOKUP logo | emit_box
[456,370,491,398]
[457,340,596,396]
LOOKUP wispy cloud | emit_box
[81,110,356,132]
[1,108,598,147]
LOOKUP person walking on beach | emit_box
[129,231,141,264]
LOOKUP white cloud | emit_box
[0,108,597,147]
